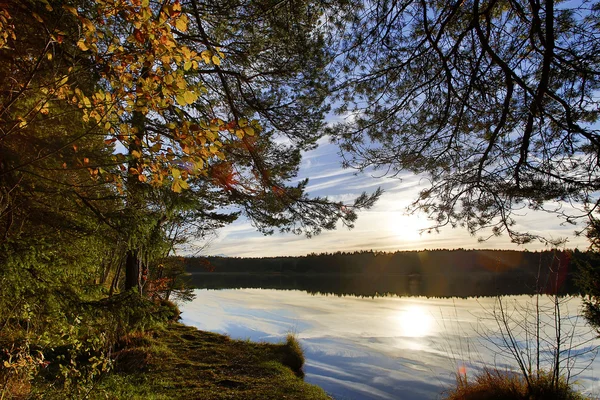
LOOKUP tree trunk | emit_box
[124,65,148,295]
[125,249,142,295]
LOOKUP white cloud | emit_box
[186,134,591,257]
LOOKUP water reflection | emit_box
[395,305,435,338]
[180,290,599,400]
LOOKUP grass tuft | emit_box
[444,368,589,400]
[280,334,305,378]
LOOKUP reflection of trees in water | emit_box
[185,250,583,298]
[188,271,576,298]
[186,250,585,297]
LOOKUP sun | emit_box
[387,212,428,242]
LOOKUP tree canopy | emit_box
[328,0,600,244]
[0,0,381,295]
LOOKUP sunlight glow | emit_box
[396,305,435,337]
[387,212,428,242]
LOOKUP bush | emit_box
[444,368,588,400]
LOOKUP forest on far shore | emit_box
[184,249,586,298]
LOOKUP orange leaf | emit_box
[133,28,145,44]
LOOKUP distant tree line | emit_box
[185,249,587,297]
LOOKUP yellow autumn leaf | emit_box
[176,76,187,89]
[151,142,162,152]
[80,17,95,33]
[172,180,182,193]
[201,50,212,64]
[77,40,89,51]
[171,168,181,179]
[183,91,197,104]
[131,150,142,158]
[212,55,220,66]
[62,5,78,15]
[175,15,188,32]
[176,94,186,106]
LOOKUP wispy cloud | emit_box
[186,133,590,257]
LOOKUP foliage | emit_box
[1,340,46,399]
[574,225,600,332]
[146,257,195,302]
[0,0,379,395]
[327,0,600,244]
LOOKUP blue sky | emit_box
[188,134,590,257]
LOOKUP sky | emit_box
[188,135,591,258]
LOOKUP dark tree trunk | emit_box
[125,249,142,295]
[123,66,149,297]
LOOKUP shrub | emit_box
[444,368,588,400]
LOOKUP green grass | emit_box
[443,368,590,400]
[87,324,330,400]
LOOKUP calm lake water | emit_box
[180,289,600,400]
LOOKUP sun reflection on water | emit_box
[396,304,435,337]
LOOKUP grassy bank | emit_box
[30,323,329,400]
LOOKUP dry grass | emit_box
[444,368,589,400]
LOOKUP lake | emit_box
[180,289,600,400]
